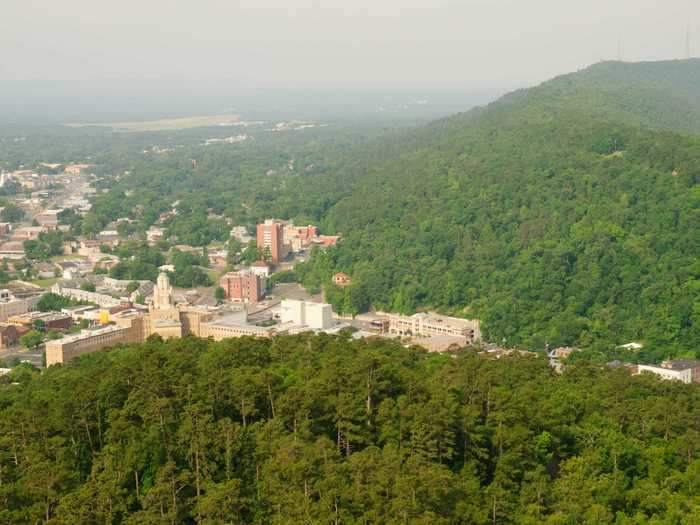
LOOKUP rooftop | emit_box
[152,319,182,328]
[206,315,273,335]
[54,324,125,344]
[62,305,99,314]
[661,359,700,371]
[10,311,71,322]
[407,312,478,328]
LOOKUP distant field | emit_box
[66,114,242,132]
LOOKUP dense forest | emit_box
[3,335,700,524]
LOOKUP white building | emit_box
[618,342,643,350]
[51,284,122,308]
[250,261,270,278]
[280,299,333,330]
[637,365,693,384]
[635,360,700,384]
[388,312,481,346]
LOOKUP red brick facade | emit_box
[219,271,263,304]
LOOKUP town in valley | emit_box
[0,162,486,369]
[0,159,691,385]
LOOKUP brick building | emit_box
[8,311,73,331]
[219,270,263,304]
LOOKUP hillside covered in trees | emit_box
[3,335,700,524]
[296,59,700,357]
[493,59,700,134]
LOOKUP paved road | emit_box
[20,174,92,222]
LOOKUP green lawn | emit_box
[30,277,60,288]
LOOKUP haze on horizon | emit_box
[1,0,698,122]
[3,0,698,87]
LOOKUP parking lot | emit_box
[0,346,44,368]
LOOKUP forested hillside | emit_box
[495,59,700,134]
[298,59,700,357]
[3,335,700,523]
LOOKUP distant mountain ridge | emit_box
[478,58,700,133]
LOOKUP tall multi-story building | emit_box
[256,219,284,263]
[219,270,263,304]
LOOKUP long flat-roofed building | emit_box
[388,312,481,346]
[37,210,60,229]
[199,314,282,340]
[636,360,700,384]
[51,283,122,308]
[8,311,72,331]
[45,325,133,366]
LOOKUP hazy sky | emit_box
[2,0,698,90]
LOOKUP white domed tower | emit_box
[152,272,175,310]
[147,272,183,338]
